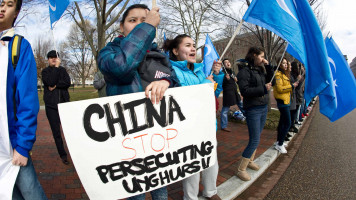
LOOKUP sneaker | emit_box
[289,126,298,133]
[295,121,302,125]
[302,113,305,118]
[274,141,287,147]
[287,133,293,137]
[275,144,287,154]
[305,113,309,116]
[284,137,290,141]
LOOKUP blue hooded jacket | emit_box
[3,31,39,158]
[170,60,224,130]
[170,60,224,97]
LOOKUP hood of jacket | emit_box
[170,60,204,73]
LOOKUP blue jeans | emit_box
[277,105,292,145]
[220,106,230,129]
[237,101,245,116]
[220,101,245,129]
[128,186,167,200]
[12,156,47,200]
[242,105,268,158]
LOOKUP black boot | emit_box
[289,126,298,133]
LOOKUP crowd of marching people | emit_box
[1,1,315,199]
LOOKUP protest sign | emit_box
[58,83,217,200]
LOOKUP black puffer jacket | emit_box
[237,63,274,109]
[42,66,71,109]
[222,68,241,107]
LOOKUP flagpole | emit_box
[50,27,60,59]
[219,20,244,61]
[269,43,288,83]
[210,20,244,76]
[152,0,157,39]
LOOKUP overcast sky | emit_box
[15,0,355,63]
[323,0,356,63]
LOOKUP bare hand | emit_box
[145,7,160,28]
[265,82,272,91]
[145,80,170,104]
[234,77,237,82]
[297,75,302,81]
[12,149,28,167]
[293,82,299,87]
[206,75,215,83]
[263,59,269,65]
[49,85,56,91]
[212,60,222,74]
[0,40,5,46]
[55,58,61,68]
[225,74,230,80]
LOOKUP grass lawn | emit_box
[227,108,280,130]
[38,86,98,106]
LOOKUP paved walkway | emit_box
[31,96,306,200]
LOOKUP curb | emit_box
[199,102,316,200]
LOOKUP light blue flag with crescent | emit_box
[242,0,336,119]
[203,34,220,77]
[49,0,70,29]
[324,37,356,122]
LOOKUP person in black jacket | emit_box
[42,50,71,165]
[220,58,244,132]
[236,47,273,181]
[289,61,303,132]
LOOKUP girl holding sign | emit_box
[98,4,174,200]
[236,47,274,181]
[163,34,224,200]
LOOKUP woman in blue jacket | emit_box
[98,4,173,200]
[163,34,224,200]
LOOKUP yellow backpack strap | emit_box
[11,34,23,70]
[11,34,23,121]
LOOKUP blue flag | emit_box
[324,37,356,122]
[49,0,70,29]
[243,0,336,119]
[163,32,169,56]
[203,34,220,77]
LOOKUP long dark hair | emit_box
[245,47,264,65]
[278,57,290,78]
[120,4,149,24]
[162,34,191,61]
[291,61,300,77]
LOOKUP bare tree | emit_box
[63,21,96,88]
[159,0,230,46]
[33,36,52,91]
[67,0,131,68]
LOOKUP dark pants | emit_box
[45,106,67,158]
[277,105,291,146]
[290,105,300,125]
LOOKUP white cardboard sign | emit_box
[58,83,217,200]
